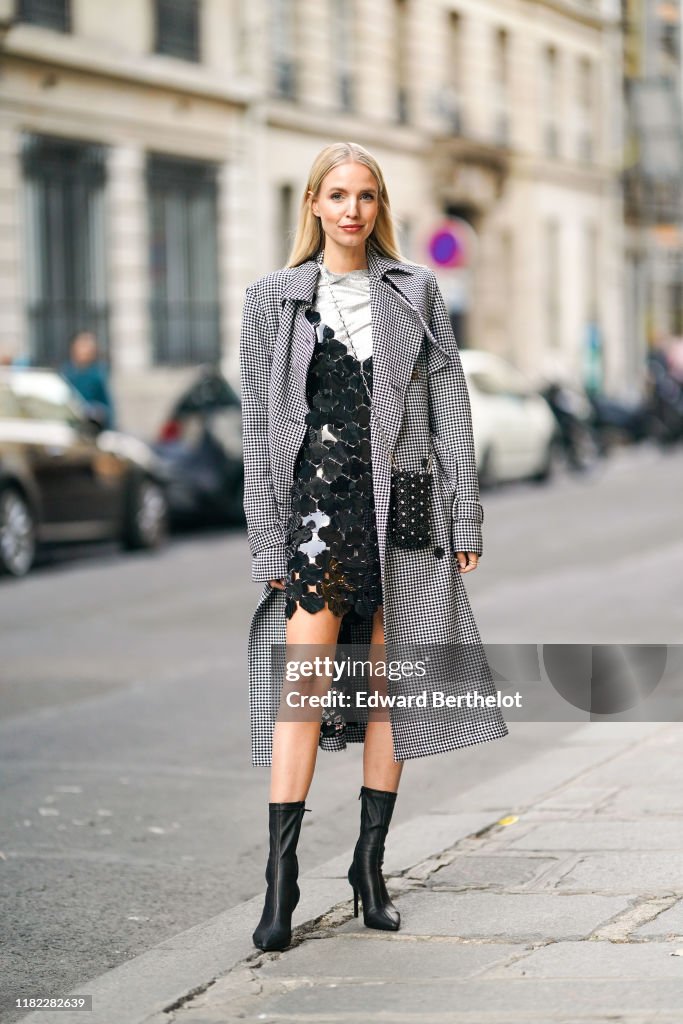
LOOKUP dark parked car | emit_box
[153,367,244,526]
[0,367,169,577]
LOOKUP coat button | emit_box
[434,546,445,559]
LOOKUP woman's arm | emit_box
[427,272,484,558]
[239,284,288,582]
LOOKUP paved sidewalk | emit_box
[162,722,683,1024]
[18,722,683,1024]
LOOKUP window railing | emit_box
[147,154,221,367]
[27,303,110,368]
[22,134,109,367]
[396,85,410,124]
[154,0,200,62]
[273,58,297,99]
[18,0,70,32]
[150,302,221,366]
[338,70,354,113]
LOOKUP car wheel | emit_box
[0,486,36,577]
[122,477,169,551]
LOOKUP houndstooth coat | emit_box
[240,239,509,767]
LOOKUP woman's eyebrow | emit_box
[326,185,377,193]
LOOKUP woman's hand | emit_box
[455,552,479,574]
[268,578,286,590]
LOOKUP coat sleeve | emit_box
[427,272,485,556]
[239,284,289,581]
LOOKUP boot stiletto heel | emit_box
[347,785,400,931]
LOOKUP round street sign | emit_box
[426,218,474,269]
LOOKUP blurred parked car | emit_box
[459,350,558,488]
[153,367,244,526]
[0,367,169,577]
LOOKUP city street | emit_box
[2,1,681,1019]
[1,443,681,1018]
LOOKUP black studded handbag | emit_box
[320,263,432,550]
[388,455,433,549]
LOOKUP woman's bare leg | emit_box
[363,605,404,793]
[269,580,343,803]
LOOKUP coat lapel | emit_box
[280,240,452,447]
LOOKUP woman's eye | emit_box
[330,193,375,200]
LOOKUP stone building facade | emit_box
[0,0,626,436]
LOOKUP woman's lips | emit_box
[340,225,363,232]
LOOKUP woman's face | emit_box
[309,161,380,255]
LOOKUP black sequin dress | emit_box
[284,311,383,627]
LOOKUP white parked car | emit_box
[459,350,558,487]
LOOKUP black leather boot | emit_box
[347,785,400,931]
[252,801,310,951]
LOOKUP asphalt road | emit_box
[1,442,680,1019]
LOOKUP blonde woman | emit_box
[240,142,508,952]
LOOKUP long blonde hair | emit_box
[286,142,404,268]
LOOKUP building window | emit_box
[396,217,413,260]
[544,218,560,349]
[577,57,594,162]
[154,0,200,62]
[229,0,249,75]
[437,11,465,134]
[147,154,221,367]
[331,0,355,112]
[660,18,680,63]
[542,45,560,158]
[394,0,410,124]
[501,228,514,358]
[271,0,297,99]
[493,28,510,146]
[21,134,109,367]
[585,222,598,320]
[18,0,70,32]
[278,183,295,267]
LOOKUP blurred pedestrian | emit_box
[0,350,31,367]
[241,141,508,954]
[665,335,683,384]
[61,331,116,429]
